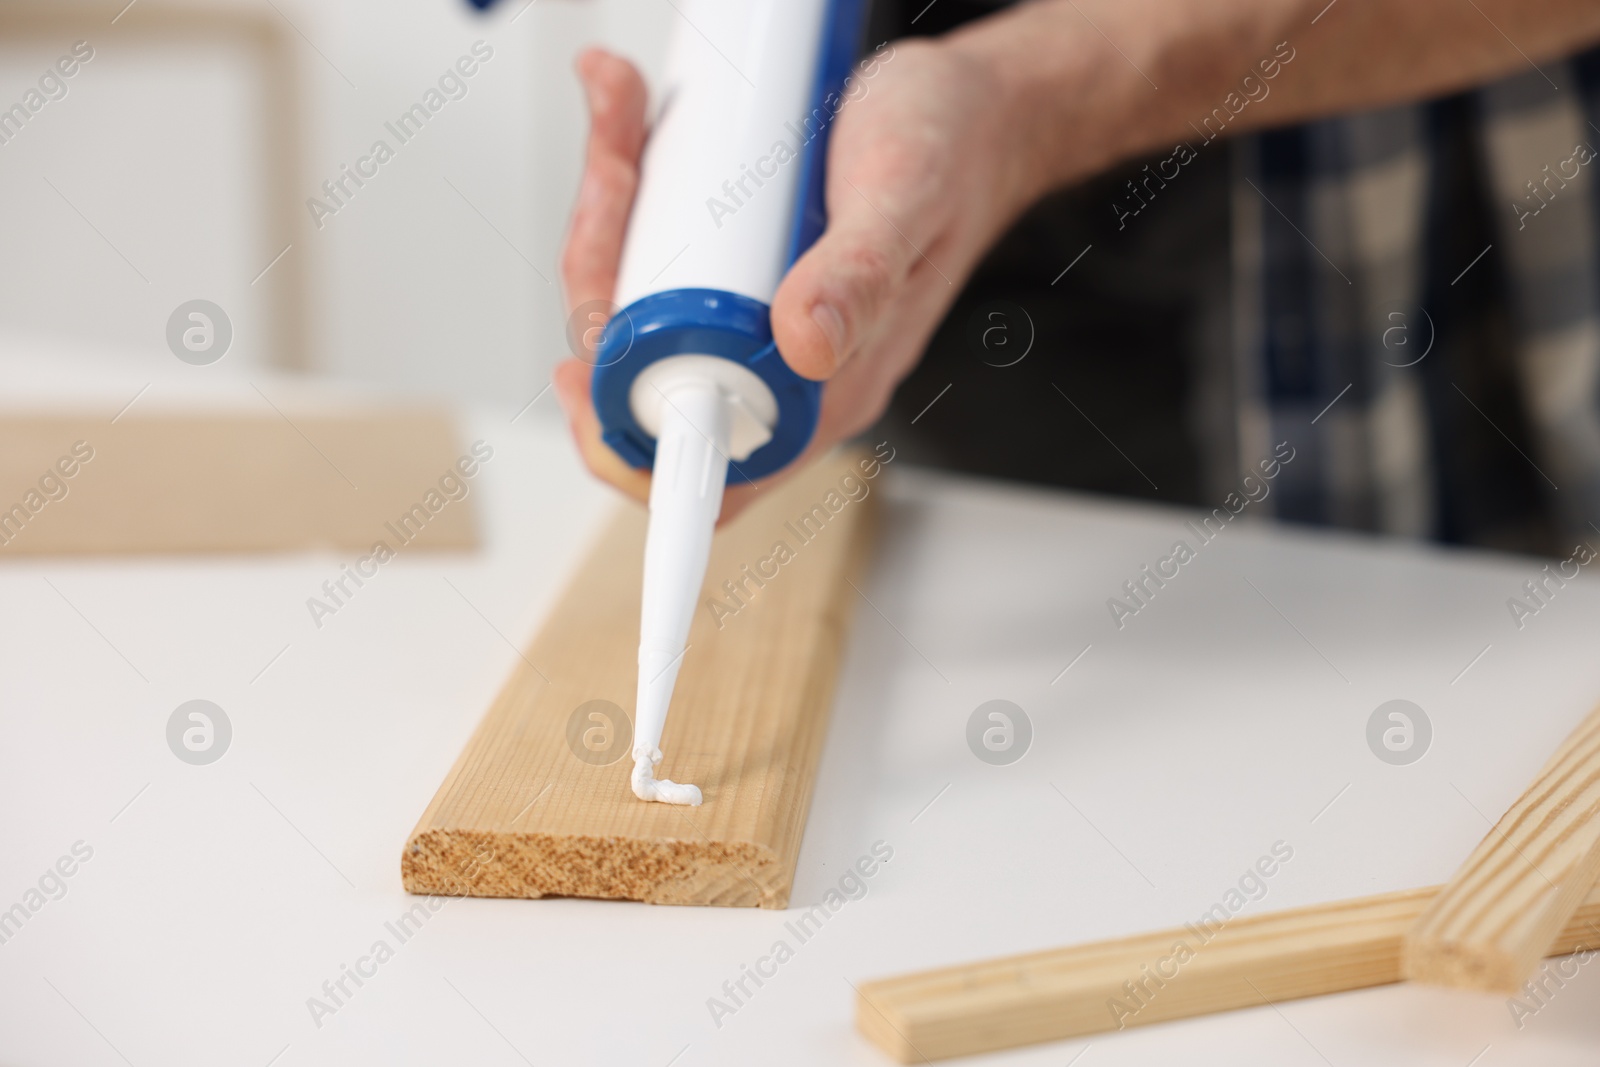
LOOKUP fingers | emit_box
[769,176,926,382]
[554,49,652,504]
[553,357,652,504]
[555,47,942,524]
[560,49,649,312]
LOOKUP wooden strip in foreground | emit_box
[0,411,477,554]
[856,883,1600,1063]
[1403,702,1600,991]
[403,448,882,908]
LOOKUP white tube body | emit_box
[616,0,832,803]
[612,0,830,309]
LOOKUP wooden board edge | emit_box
[1402,702,1600,992]
[751,479,881,903]
[1402,842,1600,991]
[401,828,787,908]
[854,883,1600,1063]
[0,411,479,554]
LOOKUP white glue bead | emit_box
[631,755,703,806]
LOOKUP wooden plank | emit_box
[1403,702,1600,991]
[402,448,882,908]
[855,883,1600,1063]
[0,411,478,554]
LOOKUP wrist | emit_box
[941,1,1304,207]
[942,2,1165,208]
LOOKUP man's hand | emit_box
[554,38,1044,523]
[555,0,1600,522]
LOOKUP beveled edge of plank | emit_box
[402,827,793,908]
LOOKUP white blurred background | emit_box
[0,0,669,413]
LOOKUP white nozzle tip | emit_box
[631,754,702,806]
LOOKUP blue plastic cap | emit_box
[589,288,822,484]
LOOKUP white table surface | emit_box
[3,412,1598,1067]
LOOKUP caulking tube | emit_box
[591,0,865,803]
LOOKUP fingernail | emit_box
[810,302,848,368]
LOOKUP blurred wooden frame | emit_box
[0,3,308,370]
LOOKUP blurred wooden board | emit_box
[403,448,882,908]
[1404,701,1600,991]
[0,411,478,554]
[856,882,1600,1063]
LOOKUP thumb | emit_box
[770,183,920,381]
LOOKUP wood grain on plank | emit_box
[0,412,476,554]
[1403,702,1600,991]
[403,448,881,908]
[856,883,1600,1063]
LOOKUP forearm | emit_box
[946,0,1600,207]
